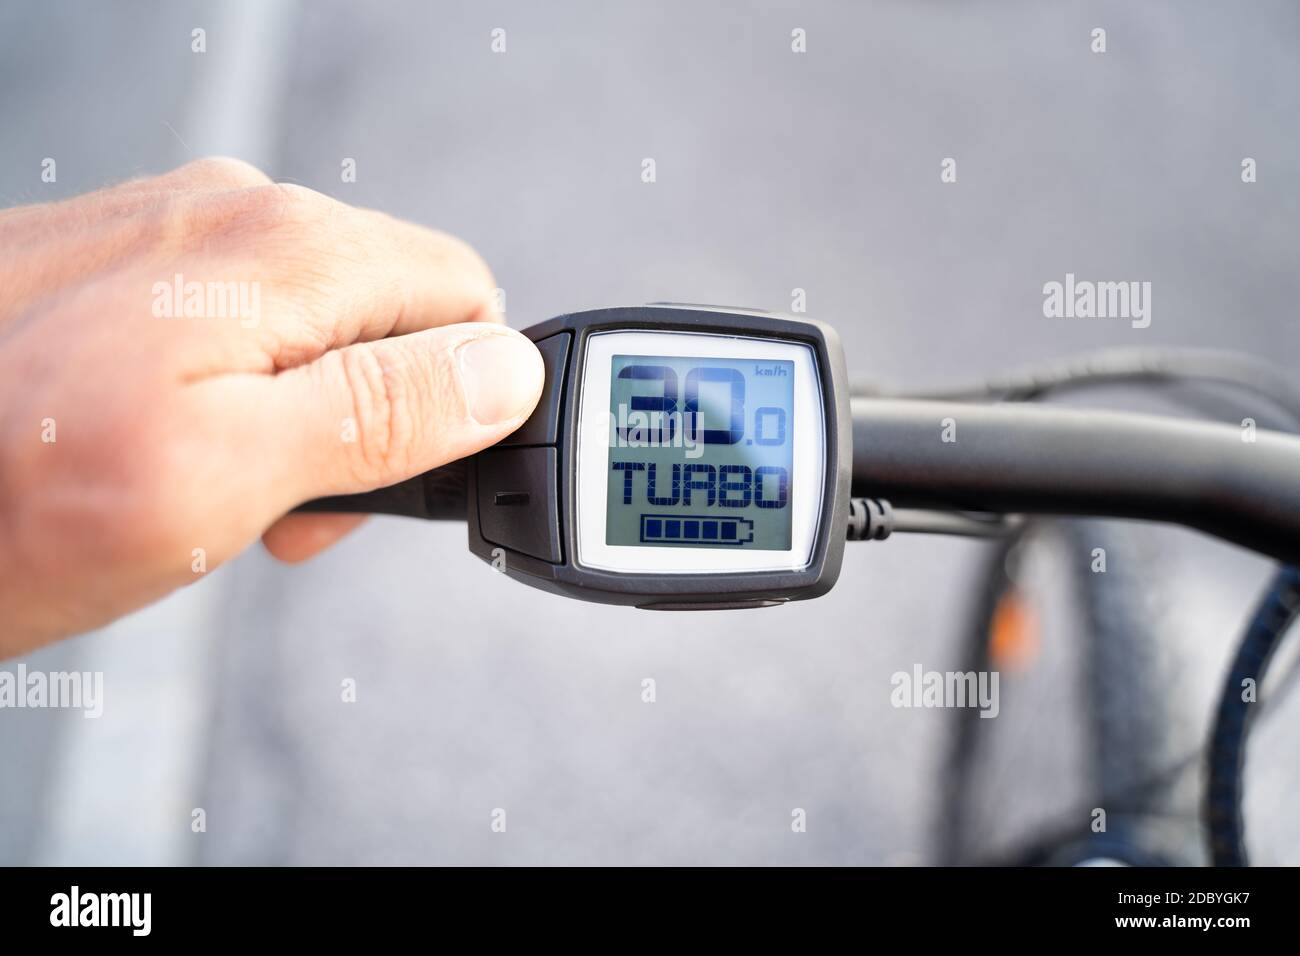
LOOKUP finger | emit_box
[3,167,500,367]
[12,201,503,386]
[169,183,503,370]
[264,321,543,501]
[262,512,368,563]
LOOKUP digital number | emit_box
[684,367,744,445]
[753,406,785,446]
[617,365,676,441]
[753,465,788,509]
[617,363,785,446]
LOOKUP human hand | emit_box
[0,158,543,657]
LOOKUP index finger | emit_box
[142,182,504,375]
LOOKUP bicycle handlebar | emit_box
[850,397,1300,564]
[298,397,1300,565]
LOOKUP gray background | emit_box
[1,0,1297,865]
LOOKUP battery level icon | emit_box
[639,514,754,546]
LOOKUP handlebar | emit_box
[295,459,468,520]
[298,398,1300,565]
[851,397,1300,564]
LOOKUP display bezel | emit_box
[576,330,825,574]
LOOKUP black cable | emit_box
[1205,565,1300,866]
[847,498,1012,540]
[863,346,1300,425]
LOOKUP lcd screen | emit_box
[605,354,795,551]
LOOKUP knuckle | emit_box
[144,181,335,253]
[261,182,332,221]
[229,184,349,260]
[337,343,427,482]
[173,156,273,190]
[215,182,327,234]
[140,193,215,255]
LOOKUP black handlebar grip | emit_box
[293,459,468,521]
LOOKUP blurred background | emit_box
[1,0,1298,865]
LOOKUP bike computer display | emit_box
[585,333,821,568]
[467,305,852,609]
[603,348,797,553]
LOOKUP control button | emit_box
[476,447,561,563]
[501,333,570,446]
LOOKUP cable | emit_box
[846,498,1015,541]
[1205,565,1300,866]
[891,509,1015,538]
[846,497,892,541]
[862,346,1300,426]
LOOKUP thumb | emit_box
[274,322,544,501]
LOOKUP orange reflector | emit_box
[989,588,1039,672]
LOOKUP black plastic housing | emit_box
[467,305,853,609]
